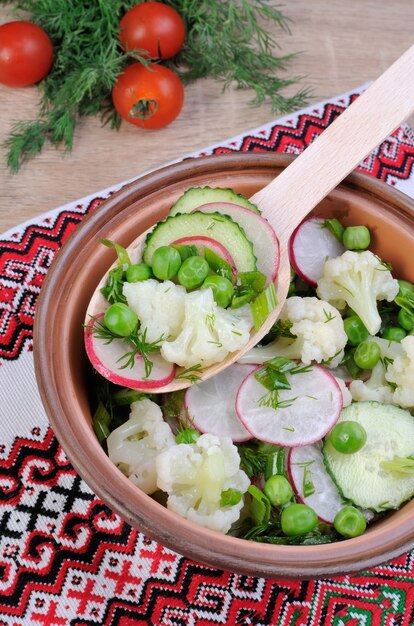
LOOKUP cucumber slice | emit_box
[324,401,414,512]
[170,186,260,215]
[143,212,257,273]
[191,203,279,283]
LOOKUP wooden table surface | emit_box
[1,0,413,234]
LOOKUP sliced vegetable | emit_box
[324,401,414,511]
[235,364,342,446]
[143,212,256,273]
[184,363,257,441]
[191,202,280,283]
[289,217,345,286]
[288,444,347,524]
[250,283,277,331]
[84,314,176,389]
[170,186,260,215]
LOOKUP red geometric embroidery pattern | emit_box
[1,91,414,624]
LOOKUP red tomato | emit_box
[0,21,53,87]
[119,2,185,60]
[112,63,184,129]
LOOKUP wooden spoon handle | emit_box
[251,44,414,244]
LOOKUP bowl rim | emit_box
[34,152,414,579]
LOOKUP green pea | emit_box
[344,315,369,346]
[177,255,209,290]
[342,348,363,379]
[202,275,234,308]
[382,326,407,342]
[175,428,200,444]
[264,475,293,506]
[126,263,153,282]
[281,503,318,537]
[353,340,381,369]
[398,308,414,331]
[328,420,367,454]
[151,246,182,280]
[334,506,366,538]
[342,225,371,250]
[103,302,138,337]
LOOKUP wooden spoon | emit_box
[87,44,414,393]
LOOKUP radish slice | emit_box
[172,235,237,274]
[184,364,257,441]
[288,444,347,524]
[289,217,345,286]
[84,315,176,390]
[235,364,342,446]
[193,202,280,283]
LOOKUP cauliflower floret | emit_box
[385,336,414,409]
[316,250,399,336]
[107,399,176,494]
[161,288,253,368]
[334,376,352,407]
[156,433,250,534]
[123,279,186,343]
[239,296,347,368]
[349,361,394,404]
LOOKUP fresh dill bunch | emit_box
[2,0,309,170]
[169,0,310,110]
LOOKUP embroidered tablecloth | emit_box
[1,85,414,625]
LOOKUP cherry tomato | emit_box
[0,21,53,87]
[112,63,184,129]
[119,2,185,60]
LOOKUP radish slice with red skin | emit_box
[288,444,347,524]
[84,314,176,390]
[172,235,237,274]
[184,363,257,441]
[289,217,346,287]
[192,202,280,283]
[235,364,343,446]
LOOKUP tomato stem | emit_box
[129,99,158,120]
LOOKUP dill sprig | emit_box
[86,316,164,378]
[175,363,203,383]
[2,0,309,170]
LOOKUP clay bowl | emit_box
[34,152,414,579]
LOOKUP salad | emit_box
[85,186,414,545]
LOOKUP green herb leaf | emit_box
[175,363,203,383]
[380,456,414,475]
[247,484,271,525]
[100,238,131,268]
